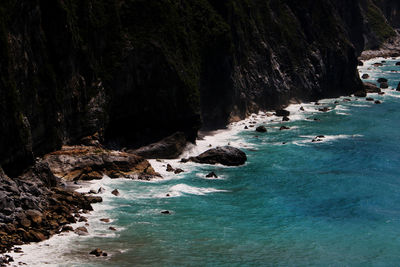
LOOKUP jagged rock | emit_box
[188,146,247,166]
[375,100,382,104]
[97,187,106,194]
[299,106,305,111]
[282,116,290,121]
[244,126,249,129]
[377,77,388,83]
[42,146,159,181]
[255,126,267,132]
[74,227,89,236]
[111,189,120,196]
[380,82,389,89]
[206,172,218,178]
[62,226,74,232]
[174,168,184,174]
[109,227,117,231]
[128,132,187,159]
[275,109,290,117]
[166,164,174,172]
[363,82,381,93]
[86,196,103,203]
[361,73,369,79]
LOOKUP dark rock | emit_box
[377,78,388,83]
[111,189,120,196]
[279,126,290,130]
[318,107,330,112]
[78,216,88,222]
[282,116,290,121]
[100,218,110,223]
[358,60,364,66]
[86,196,103,203]
[102,252,108,257]
[174,168,184,174]
[299,106,305,111]
[62,226,74,232]
[354,91,367,97]
[97,187,106,194]
[363,82,381,93]
[188,146,247,166]
[206,172,218,178]
[334,101,339,104]
[161,210,170,214]
[373,63,383,67]
[361,74,369,79]
[244,126,249,129]
[255,126,267,133]
[397,82,400,91]
[109,227,117,231]
[128,132,187,159]
[180,158,189,163]
[375,100,382,104]
[343,98,351,102]
[275,109,290,117]
[396,62,400,66]
[166,164,174,172]
[90,248,103,257]
[380,82,389,89]
[366,97,374,101]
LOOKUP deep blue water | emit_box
[61,59,400,266]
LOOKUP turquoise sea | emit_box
[12,59,400,266]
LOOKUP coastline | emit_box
[3,56,400,266]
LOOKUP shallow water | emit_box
[12,58,400,266]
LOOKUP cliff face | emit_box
[374,0,400,29]
[0,0,395,176]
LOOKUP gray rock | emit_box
[189,146,247,166]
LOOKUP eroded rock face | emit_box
[188,146,247,166]
[42,146,159,181]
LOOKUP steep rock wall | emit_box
[0,0,395,176]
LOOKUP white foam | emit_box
[167,184,227,197]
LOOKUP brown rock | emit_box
[100,218,110,223]
[62,226,74,232]
[25,210,43,225]
[166,164,174,172]
[111,189,120,196]
[279,126,290,130]
[74,227,89,236]
[90,248,102,257]
[354,91,367,97]
[109,227,117,231]
[174,168,184,174]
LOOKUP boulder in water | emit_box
[377,78,388,83]
[255,126,267,133]
[354,91,367,97]
[206,172,218,178]
[380,82,389,89]
[361,74,369,79]
[363,82,381,93]
[188,146,247,166]
[275,109,290,117]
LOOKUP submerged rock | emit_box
[377,78,388,83]
[206,172,218,178]
[188,146,247,166]
[255,126,267,133]
[279,126,290,130]
[380,82,389,89]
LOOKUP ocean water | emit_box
[10,58,400,266]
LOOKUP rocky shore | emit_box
[359,33,400,60]
[0,145,159,257]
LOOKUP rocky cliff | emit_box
[0,0,395,176]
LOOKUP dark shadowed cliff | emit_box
[0,0,395,176]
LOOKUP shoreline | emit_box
[2,56,399,266]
